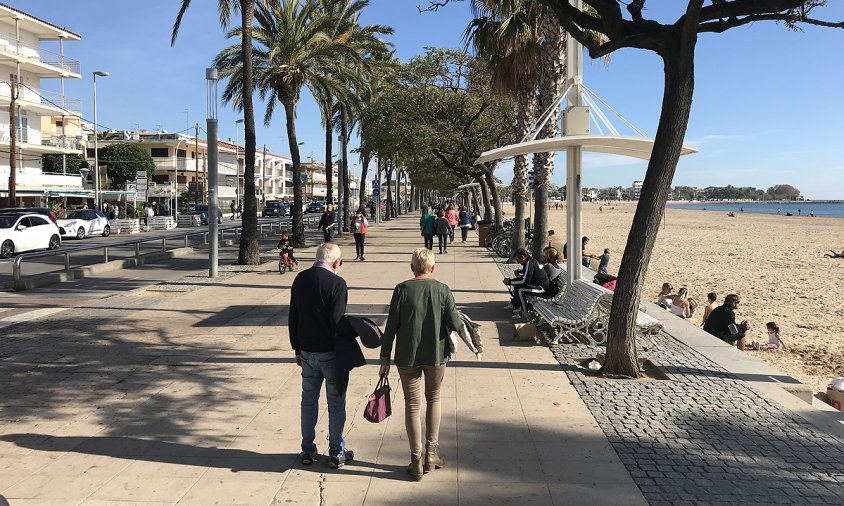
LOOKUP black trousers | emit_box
[437,234,449,253]
[354,233,365,257]
[460,226,469,242]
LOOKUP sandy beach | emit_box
[521,201,844,395]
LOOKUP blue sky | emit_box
[22,0,844,199]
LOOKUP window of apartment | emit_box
[176,149,187,158]
[86,148,95,157]
[152,175,170,184]
[150,147,169,158]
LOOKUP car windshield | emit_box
[66,211,87,220]
[267,202,280,208]
[0,216,16,228]
[194,205,208,212]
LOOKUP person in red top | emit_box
[444,204,459,244]
[350,208,369,260]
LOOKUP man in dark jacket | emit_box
[703,293,750,350]
[503,247,550,317]
[318,204,336,243]
[289,242,354,468]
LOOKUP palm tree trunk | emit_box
[477,176,492,222]
[358,153,370,209]
[511,82,536,257]
[238,0,260,265]
[325,113,333,205]
[340,107,350,227]
[284,100,305,248]
[605,44,697,378]
[531,8,566,260]
[484,170,503,229]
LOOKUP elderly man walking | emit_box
[289,243,354,468]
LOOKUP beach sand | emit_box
[524,201,844,395]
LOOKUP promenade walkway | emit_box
[0,215,644,505]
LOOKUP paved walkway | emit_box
[0,216,645,505]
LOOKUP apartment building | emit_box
[631,180,643,200]
[87,131,292,212]
[0,3,87,206]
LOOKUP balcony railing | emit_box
[0,34,81,75]
[42,135,85,150]
[38,90,81,113]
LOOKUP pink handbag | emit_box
[363,376,392,423]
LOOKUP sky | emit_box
[19,0,844,199]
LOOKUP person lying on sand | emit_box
[824,250,844,258]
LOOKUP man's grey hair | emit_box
[316,243,342,265]
[411,247,435,276]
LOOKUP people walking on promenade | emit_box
[379,248,462,480]
[434,210,450,254]
[458,206,472,243]
[289,243,354,468]
[319,204,336,243]
[444,204,458,243]
[420,207,436,250]
[230,201,236,220]
[350,208,368,261]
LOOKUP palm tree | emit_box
[214,0,368,247]
[465,0,542,257]
[172,0,261,264]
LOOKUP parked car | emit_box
[307,201,327,214]
[0,214,62,259]
[57,210,111,239]
[184,204,223,225]
[0,207,58,224]
[262,201,289,217]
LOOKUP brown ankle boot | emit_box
[424,444,443,473]
[407,454,423,481]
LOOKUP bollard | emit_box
[103,247,109,264]
[184,235,189,248]
[135,242,141,262]
[64,252,70,272]
[162,237,167,252]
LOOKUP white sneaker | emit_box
[504,303,514,310]
[511,313,524,320]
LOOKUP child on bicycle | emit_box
[277,230,295,264]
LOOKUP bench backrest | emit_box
[557,279,607,318]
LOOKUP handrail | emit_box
[10,216,319,287]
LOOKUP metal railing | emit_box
[0,35,80,74]
[11,215,320,288]
[39,89,81,112]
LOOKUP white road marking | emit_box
[0,307,69,330]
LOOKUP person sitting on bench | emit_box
[503,247,549,319]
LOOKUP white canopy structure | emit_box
[475,0,697,286]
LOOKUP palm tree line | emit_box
[174,0,393,251]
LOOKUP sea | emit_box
[665,201,844,218]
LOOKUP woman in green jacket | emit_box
[419,207,436,250]
[379,248,462,480]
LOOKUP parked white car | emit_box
[0,214,62,259]
[57,209,111,239]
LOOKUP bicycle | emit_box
[278,250,299,274]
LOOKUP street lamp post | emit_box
[235,118,243,215]
[92,70,109,209]
[173,138,187,219]
[206,68,220,278]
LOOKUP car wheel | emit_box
[48,235,61,250]
[102,225,111,237]
[76,227,86,239]
[0,240,14,259]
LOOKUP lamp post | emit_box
[92,70,109,210]
[206,68,220,278]
[235,118,243,215]
[173,138,187,219]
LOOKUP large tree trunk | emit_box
[238,0,260,264]
[484,170,503,230]
[531,8,566,260]
[477,176,493,222]
[384,166,392,221]
[285,100,305,248]
[325,112,333,205]
[604,35,698,378]
[395,169,403,216]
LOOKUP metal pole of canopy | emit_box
[566,0,585,285]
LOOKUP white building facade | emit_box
[0,4,86,206]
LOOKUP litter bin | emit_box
[827,376,844,411]
[477,220,494,247]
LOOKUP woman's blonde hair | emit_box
[543,247,562,263]
[411,247,435,276]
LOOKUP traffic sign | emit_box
[372,179,380,189]
[372,188,381,196]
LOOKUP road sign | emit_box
[372,179,380,189]
[372,188,380,196]
[136,171,148,180]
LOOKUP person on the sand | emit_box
[703,294,750,350]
